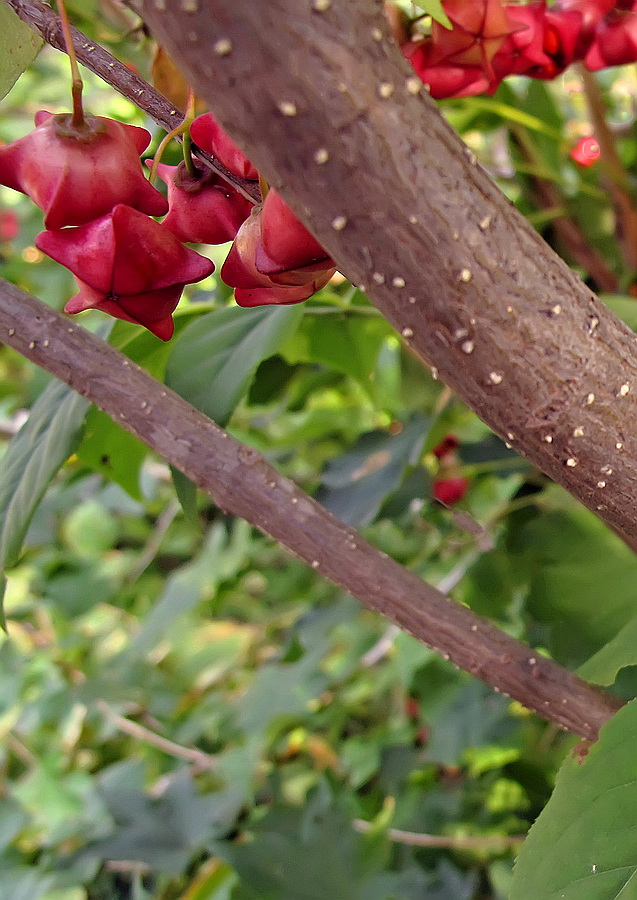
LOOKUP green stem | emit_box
[182,88,198,177]
[150,89,198,184]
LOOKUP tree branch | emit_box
[136,0,637,555]
[0,279,623,740]
[3,0,260,202]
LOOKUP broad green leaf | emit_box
[166,305,303,425]
[602,295,637,333]
[219,785,366,900]
[511,699,637,900]
[0,869,55,900]
[425,680,521,767]
[0,378,90,572]
[76,407,148,500]
[110,305,206,381]
[316,415,429,527]
[281,313,390,387]
[365,863,476,900]
[0,797,28,850]
[512,506,637,667]
[165,305,303,512]
[0,5,42,100]
[397,0,450,27]
[578,615,637,685]
[62,499,120,556]
[81,769,242,876]
[34,557,116,618]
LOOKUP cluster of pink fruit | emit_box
[0,110,335,340]
[398,0,637,99]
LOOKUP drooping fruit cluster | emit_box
[0,109,336,338]
[0,110,214,339]
[431,435,470,505]
[396,0,637,99]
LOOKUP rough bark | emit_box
[136,0,637,553]
[0,278,623,741]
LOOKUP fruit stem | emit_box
[182,89,198,177]
[148,104,195,184]
[259,174,269,201]
[57,0,85,128]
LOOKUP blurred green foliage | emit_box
[2,5,637,899]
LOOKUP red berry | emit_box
[36,205,214,340]
[0,111,168,229]
[433,477,470,506]
[570,136,600,166]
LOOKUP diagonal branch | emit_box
[0,278,623,741]
[136,0,637,554]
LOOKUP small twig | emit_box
[96,700,217,770]
[104,860,152,875]
[511,126,619,292]
[6,732,37,766]
[579,65,637,274]
[352,817,525,850]
[124,498,180,584]
[362,623,401,667]
[4,0,260,203]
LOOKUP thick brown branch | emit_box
[138,0,637,553]
[3,0,260,202]
[0,279,622,740]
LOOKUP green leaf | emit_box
[0,5,42,100]
[219,785,366,900]
[0,797,28,850]
[76,407,148,500]
[513,507,637,667]
[0,869,55,900]
[511,699,637,900]
[132,522,249,655]
[237,600,353,731]
[578,615,637,685]
[316,415,429,527]
[0,377,90,572]
[166,305,303,426]
[425,680,520,767]
[83,768,242,876]
[602,295,637,333]
[401,0,450,27]
[281,313,390,386]
[165,305,303,513]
